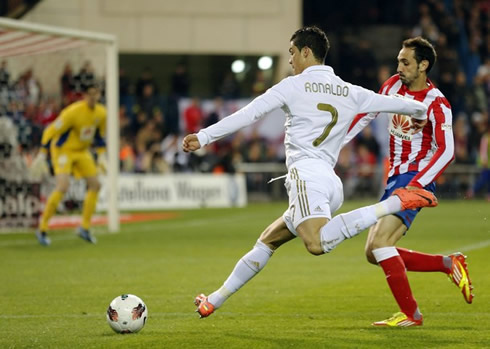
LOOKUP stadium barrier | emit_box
[57,173,247,211]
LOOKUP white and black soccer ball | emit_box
[106,294,148,334]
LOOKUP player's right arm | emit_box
[183,79,290,152]
[31,108,75,178]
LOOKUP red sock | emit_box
[379,255,418,318]
[397,247,449,273]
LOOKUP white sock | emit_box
[371,246,399,263]
[320,206,377,253]
[207,240,273,308]
[319,197,401,253]
[373,196,402,218]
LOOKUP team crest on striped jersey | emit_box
[389,114,412,141]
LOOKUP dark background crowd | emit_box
[1,0,489,199]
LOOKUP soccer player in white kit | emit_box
[342,37,473,327]
[182,26,437,320]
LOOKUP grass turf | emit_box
[1,200,489,348]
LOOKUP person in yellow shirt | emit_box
[31,84,107,246]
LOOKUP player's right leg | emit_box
[36,173,70,246]
[365,215,424,326]
[194,217,295,318]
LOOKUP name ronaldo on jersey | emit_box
[304,82,349,97]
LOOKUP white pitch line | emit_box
[0,214,254,247]
[0,312,194,319]
[439,239,490,255]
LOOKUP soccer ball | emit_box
[106,294,148,334]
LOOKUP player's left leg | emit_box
[319,174,437,253]
[318,195,403,253]
[195,217,295,318]
[395,248,474,304]
[77,151,100,244]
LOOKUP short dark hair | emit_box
[290,26,329,63]
[402,37,437,73]
[82,83,99,93]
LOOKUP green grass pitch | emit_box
[1,200,489,348]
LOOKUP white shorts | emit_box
[282,159,344,236]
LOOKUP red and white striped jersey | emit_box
[345,75,454,188]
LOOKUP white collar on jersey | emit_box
[302,65,334,74]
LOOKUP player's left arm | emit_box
[342,112,377,147]
[408,97,455,188]
[93,106,107,173]
[93,106,107,153]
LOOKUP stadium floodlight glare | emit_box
[258,56,273,70]
[231,59,245,73]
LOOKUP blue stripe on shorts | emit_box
[380,171,436,230]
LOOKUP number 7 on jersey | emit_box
[313,103,338,147]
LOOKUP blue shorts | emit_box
[380,171,436,229]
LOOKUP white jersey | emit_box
[197,65,427,169]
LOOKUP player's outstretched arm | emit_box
[411,118,427,134]
[182,134,201,153]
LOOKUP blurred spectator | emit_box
[354,143,378,196]
[450,71,471,116]
[131,110,148,138]
[136,67,158,99]
[171,63,190,97]
[24,69,42,105]
[119,135,135,173]
[467,123,490,200]
[219,72,240,99]
[60,63,75,100]
[376,65,392,87]
[184,97,203,134]
[36,98,58,126]
[163,94,180,137]
[335,142,357,198]
[453,116,471,164]
[119,105,133,140]
[119,67,131,99]
[251,71,269,96]
[135,83,160,120]
[464,38,482,85]
[0,60,10,90]
[354,40,378,91]
[356,125,380,160]
[204,97,224,128]
[477,58,490,99]
[73,61,95,92]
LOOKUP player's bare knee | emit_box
[365,249,377,265]
[56,182,69,193]
[304,241,323,256]
[86,178,101,191]
[364,239,380,264]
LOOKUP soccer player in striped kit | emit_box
[183,27,439,321]
[343,37,474,326]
